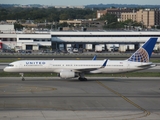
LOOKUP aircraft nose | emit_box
[3,67,8,72]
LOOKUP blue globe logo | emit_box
[128,48,149,62]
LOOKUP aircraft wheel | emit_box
[22,78,25,81]
[78,77,87,81]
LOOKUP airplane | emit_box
[4,38,158,81]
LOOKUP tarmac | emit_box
[0,77,160,120]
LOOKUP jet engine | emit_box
[59,71,78,79]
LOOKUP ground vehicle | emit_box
[73,48,79,53]
[95,45,102,52]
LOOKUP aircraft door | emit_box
[48,61,54,71]
[18,63,22,68]
[127,61,131,72]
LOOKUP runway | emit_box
[0,77,160,120]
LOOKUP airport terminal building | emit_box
[0,31,160,52]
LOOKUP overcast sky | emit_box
[0,0,160,5]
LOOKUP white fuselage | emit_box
[3,59,153,74]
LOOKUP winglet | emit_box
[92,55,97,60]
[100,59,108,68]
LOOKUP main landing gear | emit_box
[19,73,25,81]
[78,73,87,81]
[78,77,87,81]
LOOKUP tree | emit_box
[0,7,97,22]
[59,13,69,20]
[99,13,118,29]
[14,23,24,30]
[99,13,117,24]
[59,22,69,27]
[21,19,26,23]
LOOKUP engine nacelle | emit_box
[59,71,77,79]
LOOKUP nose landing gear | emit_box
[19,73,25,81]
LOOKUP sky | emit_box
[0,0,160,6]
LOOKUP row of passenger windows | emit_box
[67,65,101,66]
[8,64,123,67]
[107,65,123,66]
[53,65,101,66]
[52,64,123,66]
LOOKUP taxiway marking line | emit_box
[96,80,150,119]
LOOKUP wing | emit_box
[74,59,108,72]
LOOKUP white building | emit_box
[16,34,51,50]
[0,24,15,34]
[0,31,160,52]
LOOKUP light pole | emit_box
[124,25,127,30]
[155,25,157,30]
[131,26,133,30]
[141,21,144,30]
[127,26,129,30]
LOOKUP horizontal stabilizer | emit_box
[137,63,156,68]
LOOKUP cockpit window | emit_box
[8,64,14,67]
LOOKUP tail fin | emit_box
[92,55,97,60]
[128,38,158,62]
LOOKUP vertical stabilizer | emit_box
[128,38,158,62]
